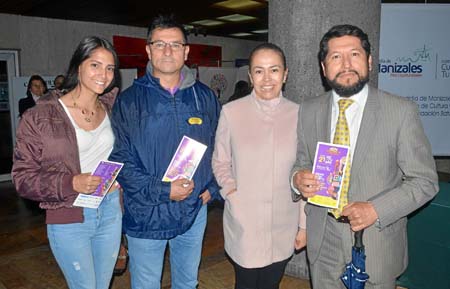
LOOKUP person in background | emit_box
[19,74,47,117]
[291,24,438,289]
[212,43,306,289]
[109,14,221,289]
[12,36,122,289]
[53,74,65,91]
[227,80,250,103]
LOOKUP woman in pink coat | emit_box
[212,43,306,289]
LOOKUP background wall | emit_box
[0,13,260,76]
[269,0,380,103]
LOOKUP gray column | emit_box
[270,0,381,103]
[269,0,381,280]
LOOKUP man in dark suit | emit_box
[19,75,47,117]
[292,24,438,289]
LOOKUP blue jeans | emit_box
[127,204,207,289]
[47,190,122,289]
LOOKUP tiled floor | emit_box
[3,174,435,288]
[0,181,310,289]
[3,174,448,288]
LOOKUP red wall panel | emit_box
[113,35,221,77]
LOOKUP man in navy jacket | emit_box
[109,15,221,289]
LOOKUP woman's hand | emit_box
[72,173,102,194]
[106,181,122,194]
[294,228,307,250]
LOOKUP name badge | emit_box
[188,117,203,125]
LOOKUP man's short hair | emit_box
[319,24,371,62]
[147,14,188,43]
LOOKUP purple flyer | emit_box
[91,161,124,197]
[308,142,350,209]
[73,160,124,208]
[162,136,207,182]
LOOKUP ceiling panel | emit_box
[1,0,449,41]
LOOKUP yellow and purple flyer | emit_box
[308,142,350,209]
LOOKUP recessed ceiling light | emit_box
[217,14,258,22]
[251,29,268,34]
[229,32,253,37]
[191,19,225,26]
[213,0,264,10]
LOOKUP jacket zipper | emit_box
[172,93,181,138]
[171,92,185,214]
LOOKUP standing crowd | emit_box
[12,13,438,289]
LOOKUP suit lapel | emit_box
[315,93,332,143]
[352,86,380,174]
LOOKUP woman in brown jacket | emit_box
[12,36,121,289]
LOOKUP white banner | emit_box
[379,4,450,155]
[198,67,238,104]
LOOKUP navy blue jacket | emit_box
[109,63,221,239]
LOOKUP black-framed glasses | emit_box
[148,41,187,51]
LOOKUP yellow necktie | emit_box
[331,99,354,218]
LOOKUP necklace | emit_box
[71,93,100,123]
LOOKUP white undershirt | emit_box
[59,99,114,173]
[32,93,40,103]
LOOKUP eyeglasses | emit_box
[148,41,187,51]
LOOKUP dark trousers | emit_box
[230,256,291,289]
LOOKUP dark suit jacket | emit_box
[18,95,36,117]
[291,85,439,283]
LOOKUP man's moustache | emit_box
[336,70,360,78]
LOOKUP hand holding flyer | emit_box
[307,142,350,209]
[73,160,124,209]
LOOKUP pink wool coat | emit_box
[212,92,306,268]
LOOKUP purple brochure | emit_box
[73,160,124,209]
[162,136,207,182]
[308,142,350,209]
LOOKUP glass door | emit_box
[0,51,19,182]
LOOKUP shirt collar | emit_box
[332,84,369,109]
[31,93,40,103]
[251,90,283,114]
[165,72,184,95]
